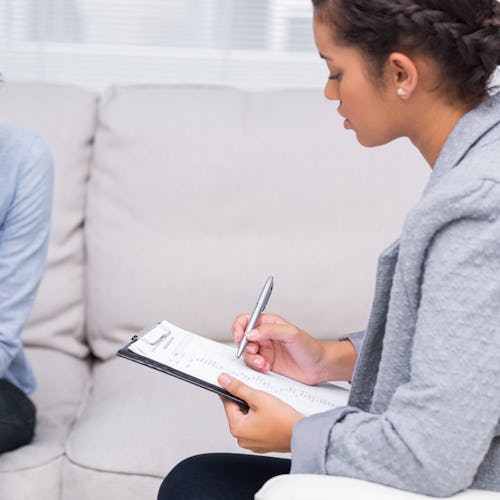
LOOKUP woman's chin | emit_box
[354,132,392,148]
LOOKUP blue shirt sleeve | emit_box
[0,129,53,392]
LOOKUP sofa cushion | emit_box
[0,347,91,500]
[66,355,252,472]
[64,355,260,499]
[0,82,96,357]
[86,85,429,359]
[62,462,162,500]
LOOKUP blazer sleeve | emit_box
[338,331,365,354]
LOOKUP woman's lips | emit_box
[343,118,351,129]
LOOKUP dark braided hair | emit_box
[312,0,500,105]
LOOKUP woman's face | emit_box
[313,17,403,147]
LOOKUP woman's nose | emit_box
[324,80,339,101]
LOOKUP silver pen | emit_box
[236,276,274,358]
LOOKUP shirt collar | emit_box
[425,92,500,191]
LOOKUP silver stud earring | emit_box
[397,87,407,97]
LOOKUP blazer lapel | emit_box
[348,239,400,410]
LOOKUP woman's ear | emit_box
[387,52,418,99]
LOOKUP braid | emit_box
[393,2,500,94]
[390,2,500,67]
[312,0,500,105]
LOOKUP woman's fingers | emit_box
[246,323,301,344]
[218,373,257,406]
[257,313,286,325]
[231,314,250,342]
[232,313,286,342]
[243,353,271,372]
[243,341,259,354]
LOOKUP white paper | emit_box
[129,320,349,416]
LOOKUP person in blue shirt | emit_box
[0,123,53,453]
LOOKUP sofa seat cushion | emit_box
[61,462,163,500]
[0,347,91,500]
[64,355,270,500]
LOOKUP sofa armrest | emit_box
[255,475,500,500]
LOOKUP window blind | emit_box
[0,0,327,91]
[1,1,497,92]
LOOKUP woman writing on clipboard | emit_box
[158,0,500,498]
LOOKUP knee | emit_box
[0,381,36,453]
[157,454,218,500]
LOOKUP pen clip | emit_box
[257,276,273,312]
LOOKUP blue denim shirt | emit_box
[0,124,53,394]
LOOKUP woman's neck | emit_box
[408,96,474,168]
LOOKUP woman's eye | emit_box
[328,73,342,81]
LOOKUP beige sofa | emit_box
[0,82,495,500]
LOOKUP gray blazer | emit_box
[291,93,500,497]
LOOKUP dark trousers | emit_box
[0,379,36,453]
[158,453,291,500]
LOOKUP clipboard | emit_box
[117,334,249,411]
[117,320,349,416]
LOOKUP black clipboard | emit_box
[117,337,250,412]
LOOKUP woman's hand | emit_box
[218,373,304,453]
[233,313,350,385]
[233,313,358,384]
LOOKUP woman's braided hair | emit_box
[312,0,500,105]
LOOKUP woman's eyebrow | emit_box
[319,52,333,61]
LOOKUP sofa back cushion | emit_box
[87,85,428,359]
[0,82,96,357]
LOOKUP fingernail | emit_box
[219,373,232,386]
[247,329,258,340]
[254,358,263,368]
